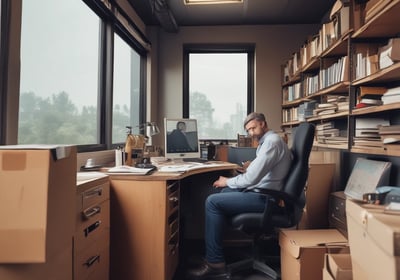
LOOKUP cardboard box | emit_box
[346,199,400,280]
[279,229,348,280]
[0,145,76,263]
[298,163,335,229]
[323,253,352,280]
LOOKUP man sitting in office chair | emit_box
[186,112,292,280]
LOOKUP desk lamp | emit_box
[144,122,160,146]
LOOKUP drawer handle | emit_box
[169,196,179,202]
[83,206,101,219]
[85,255,100,267]
[84,188,103,199]
[84,220,101,237]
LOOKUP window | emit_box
[19,0,100,145]
[112,33,142,143]
[184,45,254,140]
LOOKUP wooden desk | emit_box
[108,162,237,280]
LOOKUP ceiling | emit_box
[128,0,336,32]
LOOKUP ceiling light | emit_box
[184,0,243,5]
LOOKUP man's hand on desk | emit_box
[236,160,250,174]
[213,176,228,188]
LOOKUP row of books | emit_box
[354,38,400,81]
[282,1,350,82]
[355,85,400,108]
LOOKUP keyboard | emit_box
[182,157,209,163]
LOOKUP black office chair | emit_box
[227,122,315,279]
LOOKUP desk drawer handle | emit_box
[169,196,179,202]
[84,220,101,237]
[85,255,100,267]
[84,188,103,199]
[83,206,101,219]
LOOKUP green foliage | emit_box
[18,91,129,145]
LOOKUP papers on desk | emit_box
[157,163,220,173]
[107,165,154,175]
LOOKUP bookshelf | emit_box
[281,0,400,157]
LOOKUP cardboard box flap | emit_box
[0,144,74,160]
[326,253,353,280]
[279,229,348,259]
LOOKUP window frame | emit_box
[182,43,255,140]
[0,0,149,151]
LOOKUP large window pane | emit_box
[112,33,141,143]
[19,0,100,145]
[189,53,248,140]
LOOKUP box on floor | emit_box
[323,253,352,280]
[279,229,348,280]
[346,199,400,280]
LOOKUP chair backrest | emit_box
[266,122,314,229]
[230,122,315,233]
[283,122,315,204]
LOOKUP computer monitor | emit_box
[164,118,200,162]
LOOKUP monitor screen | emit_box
[164,118,200,161]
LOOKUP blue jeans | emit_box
[204,187,268,263]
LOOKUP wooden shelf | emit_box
[314,142,348,150]
[307,111,349,122]
[351,146,400,157]
[352,0,400,39]
[281,0,400,159]
[351,102,400,115]
[352,62,400,85]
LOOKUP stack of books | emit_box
[382,86,400,105]
[313,102,337,116]
[315,122,347,145]
[355,86,387,109]
[298,100,317,121]
[353,118,390,149]
[326,94,349,112]
[379,125,400,151]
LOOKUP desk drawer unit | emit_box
[328,191,347,237]
[109,178,180,280]
[76,177,110,280]
[166,180,180,280]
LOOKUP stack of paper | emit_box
[354,118,390,149]
[379,125,400,151]
[382,86,400,105]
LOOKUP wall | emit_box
[148,24,319,147]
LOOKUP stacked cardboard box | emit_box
[346,199,400,280]
[279,229,348,280]
[0,145,76,280]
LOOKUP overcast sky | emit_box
[189,53,247,123]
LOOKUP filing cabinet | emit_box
[75,174,110,280]
[328,191,347,237]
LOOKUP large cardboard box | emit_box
[323,253,352,280]
[298,163,335,229]
[0,145,76,263]
[279,229,348,280]
[346,199,400,280]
